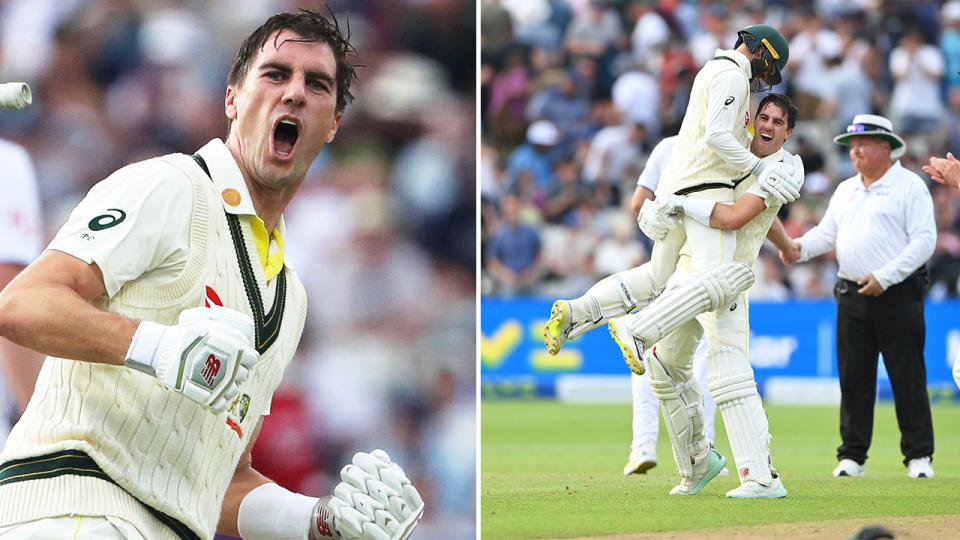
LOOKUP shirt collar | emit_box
[195,138,259,217]
[859,160,900,190]
[715,48,752,79]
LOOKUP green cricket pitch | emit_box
[481,400,960,539]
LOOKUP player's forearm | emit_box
[218,463,272,537]
[708,195,766,230]
[0,284,135,366]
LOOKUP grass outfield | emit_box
[481,400,960,539]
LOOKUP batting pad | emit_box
[647,352,708,479]
[625,262,754,347]
[707,346,773,486]
[566,264,662,340]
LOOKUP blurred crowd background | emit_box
[0,0,475,538]
[481,0,960,303]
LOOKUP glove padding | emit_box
[314,449,425,540]
[125,306,259,412]
[756,159,800,205]
[637,197,680,241]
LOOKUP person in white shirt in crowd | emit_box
[782,114,936,480]
[889,27,945,136]
[0,139,44,447]
[787,11,843,120]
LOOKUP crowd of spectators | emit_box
[0,1,475,538]
[481,0,960,303]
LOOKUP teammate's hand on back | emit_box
[312,449,425,540]
[638,197,680,241]
[124,305,259,412]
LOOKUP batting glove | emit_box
[755,159,800,205]
[637,197,680,241]
[124,306,259,412]
[312,450,425,540]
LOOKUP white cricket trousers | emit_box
[0,516,146,539]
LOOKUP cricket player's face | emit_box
[226,30,341,189]
[751,102,791,157]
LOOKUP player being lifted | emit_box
[544,25,797,498]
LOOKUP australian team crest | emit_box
[226,394,252,438]
[236,394,250,423]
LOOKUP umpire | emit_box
[792,114,936,479]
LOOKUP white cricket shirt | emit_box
[797,161,936,290]
[0,139,41,265]
[636,135,676,192]
[47,139,285,297]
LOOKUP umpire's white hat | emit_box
[833,114,906,159]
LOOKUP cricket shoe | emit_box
[623,442,657,475]
[907,457,933,478]
[543,300,573,355]
[726,476,787,499]
[669,447,726,495]
[608,318,645,375]
[833,459,865,477]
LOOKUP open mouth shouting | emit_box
[271,115,301,159]
[758,132,773,142]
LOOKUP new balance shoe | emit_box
[543,300,572,355]
[669,447,726,495]
[608,319,645,375]
[907,456,933,478]
[623,442,657,475]
[726,476,787,499]
[832,458,865,477]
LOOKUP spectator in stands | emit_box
[505,120,561,191]
[889,27,945,136]
[486,193,543,295]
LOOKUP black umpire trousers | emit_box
[834,270,934,466]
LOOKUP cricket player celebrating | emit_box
[620,123,798,477]
[613,94,801,499]
[544,25,797,357]
[543,25,795,498]
[0,11,422,540]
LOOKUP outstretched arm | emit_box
[0,250,135,365]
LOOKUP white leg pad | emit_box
[646,352,708,479]
[707,346,773,486]
[567,264,663,340]
[625,262,754,347]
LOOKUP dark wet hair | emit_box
[227,9,358,113]
[757,93,798,130]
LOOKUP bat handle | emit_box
[0,83,32,110]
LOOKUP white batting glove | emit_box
[756,159,800,204]
[124,306,259,412]
[637,197,680,240]
[312,449,425,540]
